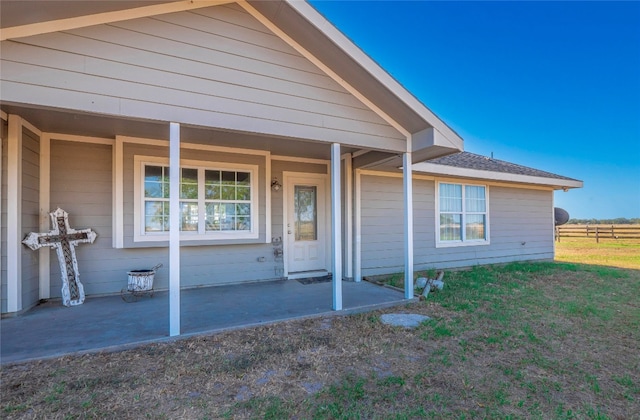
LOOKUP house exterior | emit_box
[0,0,581,329]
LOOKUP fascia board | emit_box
[413,162,584,190]
[285,0,463,147]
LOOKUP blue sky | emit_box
[310,1,640,220]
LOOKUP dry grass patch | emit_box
[555,237,640,269]
[2,262,639,419]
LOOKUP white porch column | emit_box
[169,122,181,336]
[7,115,23,312]
[342,153,353,280]
[403,151,414,299]
[331,143,342,310]
[39,134,51,299]
[353,169,362,282]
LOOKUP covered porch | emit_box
[1,106,421,334]
[1,277,406,365]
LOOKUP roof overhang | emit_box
[413,162,584,190]
[245,0,463,154]
[0,0,464,159]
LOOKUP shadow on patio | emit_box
[1,279,406,365]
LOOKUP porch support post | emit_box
[403,151,414,299]
[331,143,342,310]
[7,115,23,312]
[353,169,362,282]
[169,122,181,336]
[343,153,353,280]
[39,134,51,299]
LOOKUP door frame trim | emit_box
[282,171,330,278]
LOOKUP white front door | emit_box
[286,174,327,275]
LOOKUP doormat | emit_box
[297,275,332,285]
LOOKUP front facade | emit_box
[0,1,580,324]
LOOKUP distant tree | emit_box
[567,218,640,225]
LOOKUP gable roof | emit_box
[0,0,464,159]
[414,152,583,190]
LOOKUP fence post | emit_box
[595,226,599,243]
[586,224,589,237]
[611,224,615,238]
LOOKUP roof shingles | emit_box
[426,152,578,181]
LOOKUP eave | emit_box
[413,162,584,190]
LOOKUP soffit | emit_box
[0,1,174,28]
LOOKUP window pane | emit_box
[221,171,235,184]
[145,166,168,198]
[205,170,220,184]
[221,186,235,200]
[144,166,253,236]
[220,203,235,230]
[180,168,198,199]
[205,170,221,199]
[236,203,251,216]
[205,184,220,200]
[465,186,486,212]
[295,186,317,241]
[440,213,461,241]
[145,181,163,198]
[236,186,250,201]
[205,203,219,231]
[236,216,250,231]
[180,202,198,231]
[440,183,462,212]
[466,214,486,240]
[237,172,250,185]
[145,201,168,232]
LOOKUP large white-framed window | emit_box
[436,182,489,247]
[134,156,259,242]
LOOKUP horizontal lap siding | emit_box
[0,4,403,147]
[21,128,40,310]
[360,175,409,275]
[49,140,118,297]
[49,139,281,297]
[360,175,554,276]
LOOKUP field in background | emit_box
[555,237,640,270]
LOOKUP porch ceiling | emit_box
[2,103,367,160]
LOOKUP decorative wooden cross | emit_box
[23,208,97,307]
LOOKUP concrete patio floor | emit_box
[1,279,407,365]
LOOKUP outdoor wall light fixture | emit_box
[271,178,282,192]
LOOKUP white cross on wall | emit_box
[23,208,97,307]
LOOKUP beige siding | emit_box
[0,4,404,150]
[21,127,40,310]
[360,174,555,276]
[48,139,282,297]
[1,121,7,312]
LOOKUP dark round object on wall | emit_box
[555,207,570,226]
